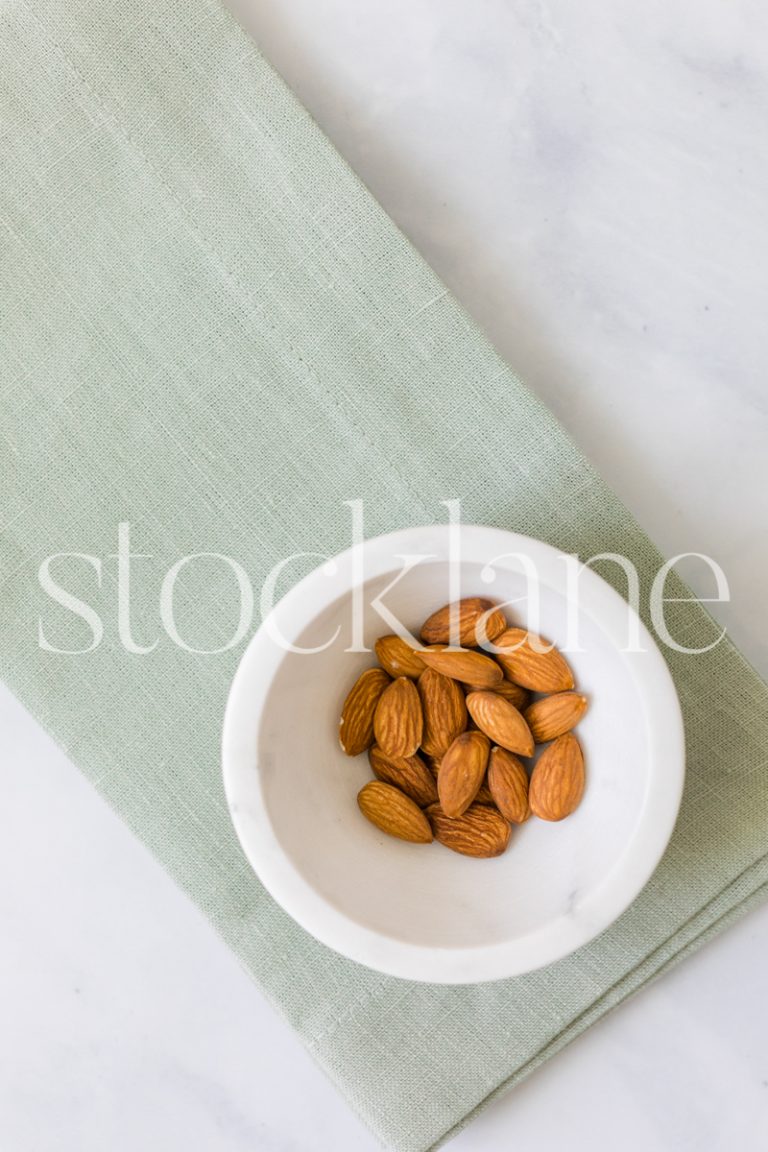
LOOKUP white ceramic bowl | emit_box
[222,525,684,983]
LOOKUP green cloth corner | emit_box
[2,2,767,1149]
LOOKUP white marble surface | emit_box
[3,0,768,1148]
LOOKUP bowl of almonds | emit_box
[222,525,685,983]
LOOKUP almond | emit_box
[437,730,490,817]
[417,667,468,757]
[475,775,495,806]
[419,645,503,688]
[488,747,530,823]
[368,746,438,807]
[494,628,575,692]
[529,732,585,821]
[358,781,433,843]
[339,667,391,756]
[373,676,423,758]
[427,802,511,858]
[374,634,426,679]
[466,679,530,712]
[524,691,588,743]
[465,691,534,757]
[420,597,508,647]
[423,753,441,779]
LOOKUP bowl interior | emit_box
[245,556,656,954]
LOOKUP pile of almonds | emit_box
[339,598,588,858]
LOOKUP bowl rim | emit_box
[221,524,685,984]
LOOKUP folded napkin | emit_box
[2,2,768,1149]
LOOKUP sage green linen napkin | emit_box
[2,1,768,1148]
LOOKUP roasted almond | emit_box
[373,676,423,758]
[465,691,534,757]
[466,679,530,712]
[339,667,391,756]
[524,691,588,743]
[417,667,468,757]
[437,730,490,817]
[420,597,508,647]
[374,634,426,679]
[529,732,585,821]
[427,802,511,858]
[494,628,575,692]
[358,781,433,843]
[488,747,530,823]
[368,746,438,807]
[419,645,503,688]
